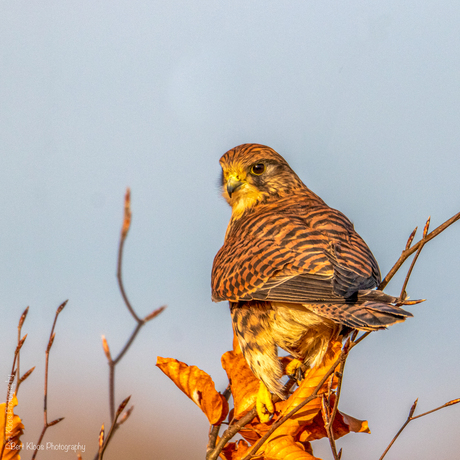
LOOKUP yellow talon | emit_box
[285,358,303,376]
[256,382,274,423]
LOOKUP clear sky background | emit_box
[1,1,460,459]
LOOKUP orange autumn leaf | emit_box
[244,340,342,460]
[221,350,259,419]
[239,417,275,445]
[261,436,321,460]
[0,395,24,460]
[276,341,342,428]
[156,357,228,425]
[299,406,370,443]
[220,439,251,460]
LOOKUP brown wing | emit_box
[211,199,380,303]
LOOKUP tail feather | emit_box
[305,297,413,331]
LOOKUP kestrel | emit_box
[211,144,412,421]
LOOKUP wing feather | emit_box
[211,197,381,303]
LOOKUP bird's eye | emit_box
[251,163,266,175]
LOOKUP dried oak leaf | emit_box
[221,350,259,419]
[156,357,228,425]
[0,394,24,460]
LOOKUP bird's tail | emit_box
[305,289,416,331]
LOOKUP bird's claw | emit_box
[256,382,274,423]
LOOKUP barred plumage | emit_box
[211,144,412,400]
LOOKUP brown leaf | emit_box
[221,350,259,419]
[156,357,228,424]
[0,394,24,460]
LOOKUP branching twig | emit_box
[95,188,166,458]
[31,300,67,460]
[379,211,460,291]
[99,396,131,460]
[379,398,460,460]
[323,358,346,460]
[14,306,29,396]
[398,217,430,301]
[206,386,231,456]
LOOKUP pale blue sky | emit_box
[1,1,460,459]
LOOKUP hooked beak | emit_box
[226,176,244,198]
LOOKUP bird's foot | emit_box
[285,358,303,378]
[256,382,274,423]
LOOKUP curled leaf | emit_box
[156,357,228,425]
[221,350,259,419]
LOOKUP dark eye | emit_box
[251,163,266,175]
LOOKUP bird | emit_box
[211,143,413,422]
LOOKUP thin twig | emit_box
[96,189,165,457]
[14,306,29,396]
[398,217,430,300]
[379,398,460,460]
[322,393,340,460]
[99,396,131,459]
[31,301,67,460]
[379,211,460,290]
[105,189,166,421]
[97,425,104,460]
[322,358,347,460]
[117,188,141,324]
[207,386,231,456]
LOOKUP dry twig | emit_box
[379,398,460,460]
[379,211,460,290]
[95,188,166,458]
[31,300,67,460]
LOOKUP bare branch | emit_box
[380,211,460,290]
[31,301,67,460]
[399,217,430,300]
[379,398,460,460]
[99,396,131,459]
[117,188,141,324]
[95,189,166,457]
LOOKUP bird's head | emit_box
[219,144,304,217]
